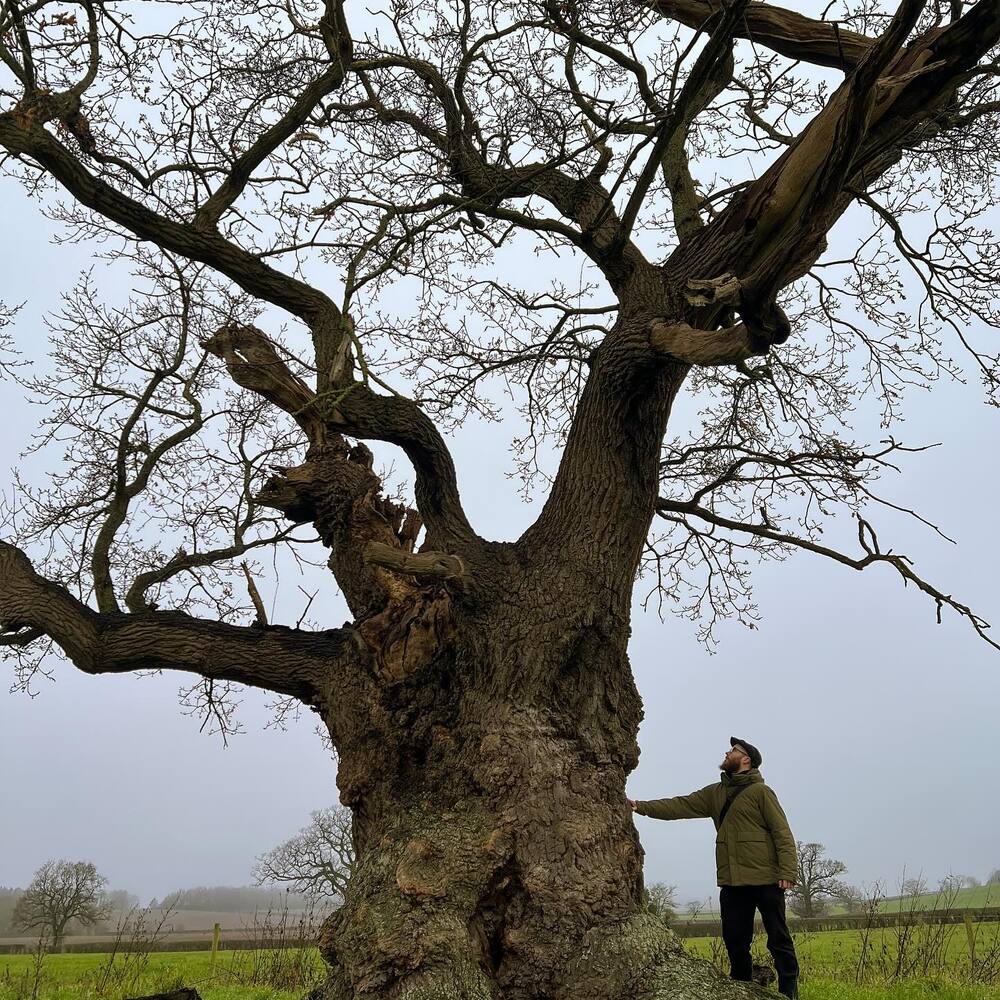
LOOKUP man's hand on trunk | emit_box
[778,880,794,891]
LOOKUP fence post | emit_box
[211,922,221,973]
[964,913,976,974]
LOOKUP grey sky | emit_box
[2,7,999,910]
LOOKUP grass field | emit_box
[681,920,1000,998]
[0,947,324,1000]
[874,886,1000,913]
[3,930,1000,1000]
[685,921,1000,971]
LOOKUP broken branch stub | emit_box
[363,541,467,583]
[649,320,764,366]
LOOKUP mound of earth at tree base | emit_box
[308,912,768,1000]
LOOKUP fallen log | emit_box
[125,990,202,1000]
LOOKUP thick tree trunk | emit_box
[312,544,752,1000]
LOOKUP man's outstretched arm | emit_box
[630,784,717,821]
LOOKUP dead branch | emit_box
[363,542,467,583]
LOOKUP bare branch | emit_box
[0,540,357,700]
[668,0,1000,322]
[203,322,474,547]
[194,2,353,230]
[0,113,341,330]
[655,500,998,651]
[241,561,269,627]
[617,0,748,244]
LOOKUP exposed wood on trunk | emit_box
[203,323,473,548]
[645,0,875,70]
[363,541,467,582]
[649,319,763,365]
[667,3,1000,302]
[202,324,325,438]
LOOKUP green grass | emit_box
[4,934,1000,1000]
[685,921,1000,969]
[683,921,1000,997]
[800,980,1000,1000]
[0,948,324,1000]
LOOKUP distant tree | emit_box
[685,899,707,922]
[642,883,677,924]
[788,843,848,918]
[835,885,867,915]
[253,807,356,902]
[961,876,982,889]
[901,877,929,898]
[937,874,970,898]
[987,870,1000,887]
[102,889,140,914]
[12,861,110,948]
[0,888,23,935]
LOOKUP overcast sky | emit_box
[2,14,999,910]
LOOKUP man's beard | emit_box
[720,758,740,774]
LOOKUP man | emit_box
[629,737,800,999]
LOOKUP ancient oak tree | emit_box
[1,1,999,997]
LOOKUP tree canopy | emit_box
[0,2,997,707]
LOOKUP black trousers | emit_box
[720,884,799,983]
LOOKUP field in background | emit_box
[873,886,999,913]
[681,919,1000,999]
[674,884,1000,925]
[3,891,1000,1000]
[0,908,325,954]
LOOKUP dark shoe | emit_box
[777,975,799,998]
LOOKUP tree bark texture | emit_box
[313,554,734,1000]
[300,331,741,999]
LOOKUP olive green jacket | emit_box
[634,769,797,887]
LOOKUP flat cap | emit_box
[730,736,762,769]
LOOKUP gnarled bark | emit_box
[309,540,752,1000]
